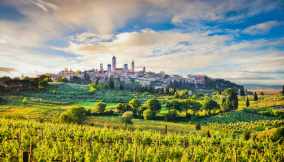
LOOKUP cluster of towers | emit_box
[99,56,135,74]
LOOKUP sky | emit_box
[0,0,284,85]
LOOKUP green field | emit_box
[0,83,284,161]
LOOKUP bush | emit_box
[60,107,89,124]
[196,109,209,117]
[202,99,219,110]
[115,103,130,113]
[143,109,155,120]
[128,98,140,113]
[22,97,28,104]
[88,83,97,94]
[0,97,6,104]
[121,111,134,126]
[243,131,251,140]
[164,109,177,121]
[91,102,106,114]
[271,127,284,142]
[143,99,161,112]
[195,123,201,130]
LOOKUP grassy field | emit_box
[0,83,284,161]
[0,82,283,128]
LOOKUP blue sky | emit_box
[0,0,284,85]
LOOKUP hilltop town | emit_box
[51,56,243,92]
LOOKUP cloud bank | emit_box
[0,0,283,84]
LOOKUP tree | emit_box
[88,83,97,94]
[164,109,177,121]
[239,88,245,96]
[223,88,238,110]
[282,85,284,96]
[143,109,155,120]
[115,103,130,113]
[144,99,161,112]
[128,98,140,115]
[0,97,6,104]
[202,99,219,110]
[60,107,89,124]
[221,97,230,112]
[91,102,106,114]
[121,111,133,127]
[38,78,49,89]
[174,89,189,99]
[253,92,258,101]
[245,97,250,107]
[22,97,28,104]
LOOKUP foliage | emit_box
[164,109,177,121]
[121,111,133,126]
[88,83,97,94]
[91,102,106,114]
[245,97,250,107]
[0,119,284,161]
[202,98,219,110]
[60,107,89,123]
[128,98,140,115]
[174,89,189,99]
[0,97,7,104]
[239,88,245,96]
[22,97,28,104]
[253,92,258,101]
[271,127,284,142]
[143,109,155,120]
[195,123,201,130]
[222,88,238,111]
[243,131,251,140]
[143,99,161,112]
[115,103,130,113]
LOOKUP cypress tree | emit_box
[253,92,258,101]
[245,97,250,107]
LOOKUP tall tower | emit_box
[112,56,116,71]
[142,66,146,73]
[107,64,111,77]
[131,60,135,73]
[124,64,128,73]
[100,63,103,72]
[107,64,111,73]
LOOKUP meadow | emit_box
[0,82,284,161]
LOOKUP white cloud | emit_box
[243,21,281,35]
[0,0,283,85]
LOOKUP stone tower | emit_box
[112,56,116,72]
[131,60,135,73]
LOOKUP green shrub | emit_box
[91,102,106,114]
[88,83,97,94]
[22,97,28,104]
[60,107,89,124]
[143,99,161,112]
[243,131,251,140]
[164,109,177,121]
[121,111,134,126]
[128,98,140,115]
[143,109,155,120]
[271,127,284,142]
[0,97,6,104]
[115,103,130,113]
[202,99,219,110]
[195,123,201,130]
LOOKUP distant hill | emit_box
[244,84,282,90]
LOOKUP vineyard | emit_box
[0,83,284,161]
[0,118,283,162]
